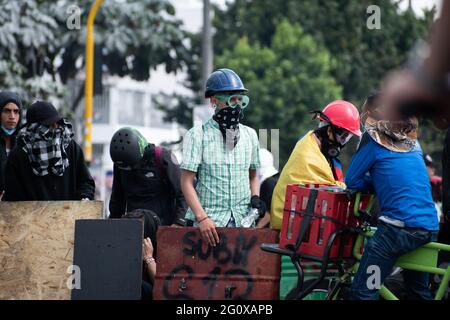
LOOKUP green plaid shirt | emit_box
[181,118,260,227]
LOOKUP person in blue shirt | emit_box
[345,93,439,300]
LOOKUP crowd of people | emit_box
[1,1,449,300]
[0,66,447,300]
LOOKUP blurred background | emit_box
[0,0,443,216]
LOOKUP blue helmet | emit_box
[205,68,247,98]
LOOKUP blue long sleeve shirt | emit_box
[345,135,439,231]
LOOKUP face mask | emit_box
[316,126,347,159]
[322,138,341,158]
[2,125,16,136]
[213,106,242,150]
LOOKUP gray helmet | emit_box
[110,127,148,168]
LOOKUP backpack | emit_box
[154,146,166,178]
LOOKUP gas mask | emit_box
[315,125,341,158]
[312,111,353,159]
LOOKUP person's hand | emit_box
[0,191,4,201]
[380,69,450,128]
[345,189,359,201]
[250,195,267,218]
[170,219,186,228]
[142,237,154,260]
[81,198,90,201]
[198,217,219,247]
[255,212,270,228]
[170,224,182,228]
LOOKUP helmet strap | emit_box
[142,144,156,165]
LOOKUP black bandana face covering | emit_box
[18,119,74,176]
[213,106,241,150]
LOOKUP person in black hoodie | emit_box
[3,101,95,201]
[0,91,22,197]
[109,127,187,226]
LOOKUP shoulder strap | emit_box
[154,146,166,178]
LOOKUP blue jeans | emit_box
[226,216,236,227]
[351,220,438,300]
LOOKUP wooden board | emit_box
[71,219,143,300]
[0,201,103,300]
[154,227,281,300]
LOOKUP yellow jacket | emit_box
[270,131,346,229]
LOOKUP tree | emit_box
[0,0,190,113]
[418,120,446,175]
[0,1,67,103]
[164,0,441,169]
[153,32,204,130]
[215,21,342,165]
[213,0,435,105]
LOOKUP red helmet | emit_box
[320,100,361,136]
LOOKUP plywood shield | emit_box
[0,201,103,300]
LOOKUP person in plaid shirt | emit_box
[180,69,264,246]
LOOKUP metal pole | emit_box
[84,0,104,162]
[201,0,213,97]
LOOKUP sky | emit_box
[146,0,443,97]
[398,0,442,15]
[173,0,442,33]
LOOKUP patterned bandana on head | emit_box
[213,106,241,150]
[18,119,74,176]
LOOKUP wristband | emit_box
[197,216,209,224]
[145,257,155,265]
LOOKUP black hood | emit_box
[0,91,22,111]
[121,209,161,257]
[0,91,22,137]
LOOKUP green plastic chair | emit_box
[353,193,450,300]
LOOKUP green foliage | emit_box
[56,0,190,82]
[419,120,446,175]
[153,32,203,129]
[213,0,435,106]
[0,0,189,111]
[216,21,342,165]
[211,0,440,169]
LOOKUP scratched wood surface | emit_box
[0,201,103,300]
[154,227,281,300]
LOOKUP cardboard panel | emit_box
[71,219,143,300]
[0,201,102,300]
